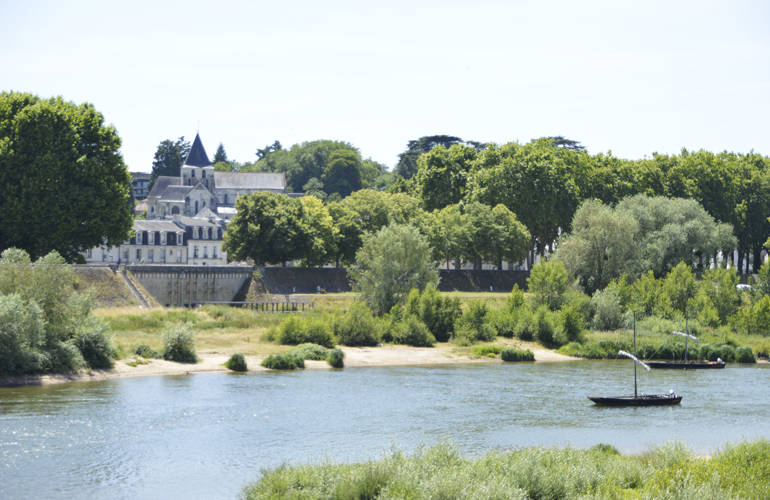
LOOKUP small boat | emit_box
[589,313,682,407]
[646,317,725,370]
[646,360,725,369]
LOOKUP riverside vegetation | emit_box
[242,440,770,500]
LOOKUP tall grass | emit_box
[242,440,770,500]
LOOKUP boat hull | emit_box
[588,394,682,406]
[646,361,725,369]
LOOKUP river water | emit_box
[1,361,769,499]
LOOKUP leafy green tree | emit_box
[150,136,190,186]
[629,270,661,317]
[424,204,466,268]
[298,196,338,267]
[555,199,638,294]
[661,261,697,316]
[395,135,465,179]
[616,194,736,276]
[527,260,569,310]
[0,92,133,261]
[302,177,326,200]
[490,204,531,270]
[213,142,228,163]
[255,140,359,192]
[360,158,389,188]
[414,144,477,211]
[349,223,439,315]
[469,140,580,266]
[223,192,310,265]
[322,149,363,197]
[698,267,740,323]
[256,140,282,159]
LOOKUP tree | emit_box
[256,140,282,160]
[395,135,464,179]
[0,92,133,261]
[255,140,359,192]
[150,136,190,187]
[298,196,338,267]
[213,143,228,163]
[302,177,326,200]
[555,199,638,294]
[322,149,363,197]
[223,192,310,265]
[539,136,585,151]
[527,260,569,310]
[349,223,439,315]
[414,144,477,211]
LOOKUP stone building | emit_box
[146,133,286,220]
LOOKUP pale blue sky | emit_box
[2,0,769,172]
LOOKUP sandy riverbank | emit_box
[0,344,577,387]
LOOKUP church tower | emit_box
[181,133,215,189]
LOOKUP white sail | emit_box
[618,350,651,371]
[672,331,698,342]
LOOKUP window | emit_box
[193,246,198,258]
[198,227,203,239]
[208,228,212,239]
[136,249,142,261]
[192,169,196,178]
[178,233,183,245]
[148,232,154,245]
[202,170,206,178]
[224,193,228,204]
[213,246,217,258]
[148,249,154,262]
[203,247,208,258]
[123,249,129,261]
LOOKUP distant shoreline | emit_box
[0,344,577,388]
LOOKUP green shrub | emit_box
[514,308,535,341]
[162,323,197,363]
[559,304,584,342]
[0,293,45,375]
[225,353,248,372]
[472,345,503,357]
[261,353,304,370]
[417,285,461,342]
[327,348,344,368]
[591,287,625,331]
[276,316,306,345]
[334,302,381,346]
[488,308,517,338]
[501,348,534,362]
[391,316,435,347]
[134,343,160,359]
[276,316,334,348]
[717,344,736,362]
[528,260,569,310]
[535,306,566,347]
[48,340,86,373]
[457,301,496,342]
[73,320,116,369]
[302,318,335,348]
[288,343,329,361]
[735,346,756,363]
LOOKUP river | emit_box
[1,361,768,499]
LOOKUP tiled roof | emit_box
[133,220,183,232]
[147,176,182,199]
[213,171,286,190]
[184,133,211,167]
[174,216,219,228]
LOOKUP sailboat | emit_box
[645,317,725,369]
[588,314,683,406]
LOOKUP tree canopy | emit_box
[0,92,133,261]
[150,136,190,187]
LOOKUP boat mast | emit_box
[633,312,637,399]
[684,312,689,366]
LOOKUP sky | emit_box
[2,0,770,173]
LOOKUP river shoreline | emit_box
[0,344,577,387]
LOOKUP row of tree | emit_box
[406,139,770,272]
[223,190,531,270]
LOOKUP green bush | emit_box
[457,302,496,342]
[162,323,197,363]
[735,346,756,363]
[261,353,304,370]
[717,344,736,362]
[414,284,461,342]
[48,340,86,373]
[391,316,435,347]
[334,302,381,346]
[288,343,329,361]
[535,306,566,347]
[472,345,503,357]
[528,260,569,310]
[514,308,535,341]
[488,308,517,338]
[225,353,248,372]
[501,348,534,362]
[591,287,625,331]
[0,293,46,375]
[73,320,116,369]
[134,343,160,359]
[559,303,584,342]
[327,348,344,368]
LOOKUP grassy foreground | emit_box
[242,440,770,500]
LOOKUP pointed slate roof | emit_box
[184,133,212,167]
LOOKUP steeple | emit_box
[184,133,212,167]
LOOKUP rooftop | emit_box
[213,171,286,190]
[184,133,212,167]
